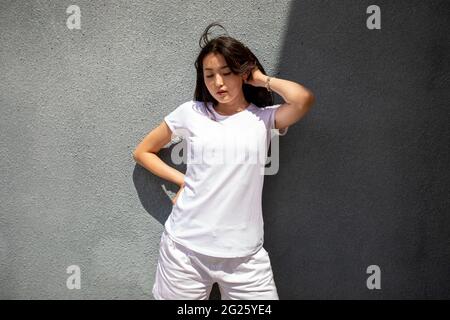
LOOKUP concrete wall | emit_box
[1,0,448,299]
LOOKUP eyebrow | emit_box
[204,65,230,71]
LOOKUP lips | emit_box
[217,90,227,94]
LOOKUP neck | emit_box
[216,95,250,115]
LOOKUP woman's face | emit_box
[203,52,246,104]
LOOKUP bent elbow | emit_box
[307,91,315,106]
[303,92,315,110]
[132,150,141,162]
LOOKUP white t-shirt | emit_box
[163,100,288,258]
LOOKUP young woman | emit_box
[133,22,315,300]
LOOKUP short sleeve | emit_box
[265,104,289,136]
[164,101,192,138]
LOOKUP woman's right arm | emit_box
[132,121,185,189]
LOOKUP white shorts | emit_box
[152,229,279,300]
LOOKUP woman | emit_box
[133,22,315,300]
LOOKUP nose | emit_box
[214,74,224,87]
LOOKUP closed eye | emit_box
[206,72,232,78]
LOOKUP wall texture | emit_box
[0,0,448,299]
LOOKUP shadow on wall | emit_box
[264,0,450,300]
[133,143,186,227]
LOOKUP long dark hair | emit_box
[194,22,274,120]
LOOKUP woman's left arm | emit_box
[245,69,315,130]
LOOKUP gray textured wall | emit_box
[1,0,449,299]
